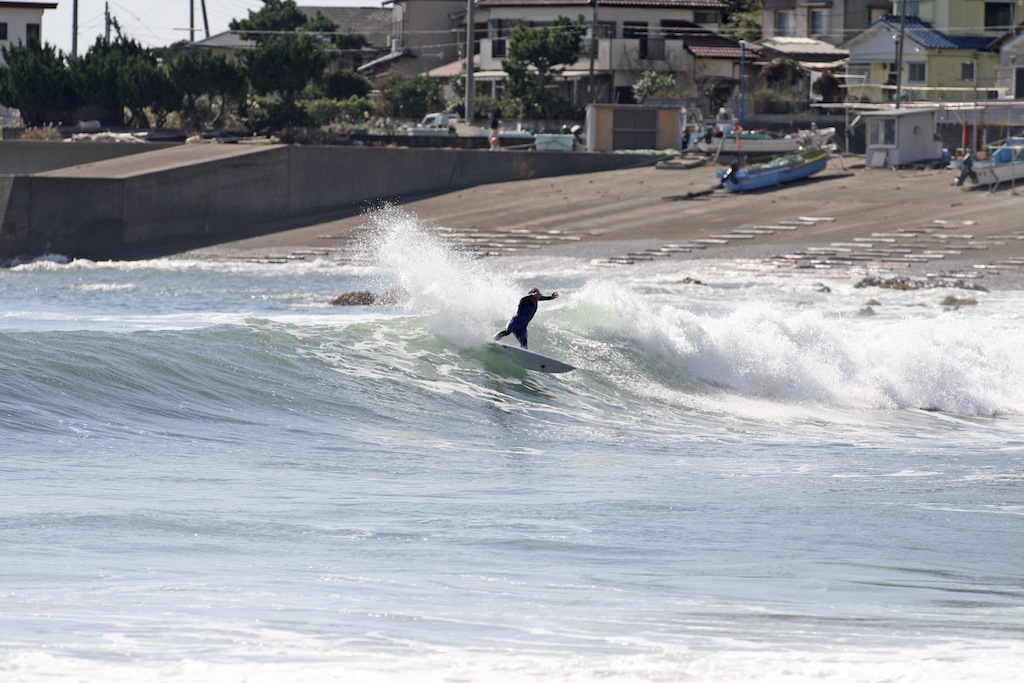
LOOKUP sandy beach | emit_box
[182,154,1024,288]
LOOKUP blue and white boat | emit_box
[717,147,830,192]
[955,137,1024,188]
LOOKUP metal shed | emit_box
[861,108,943,168]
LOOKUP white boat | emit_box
[955,137,1024,188]
[698,126,836,156]
[534,133,576,152]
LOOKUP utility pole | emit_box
[104,2,111,42]
[894,0,906,109]
[201,0,210,38]
[588,0,598,102]
[464,0,474,125]
[190,0,195,42]
[71,0,78,56]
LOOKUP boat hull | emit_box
[717,150,829,192]
[966,140,1024,186]
[698,127,836,156]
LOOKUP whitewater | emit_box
[2,205,1023,682]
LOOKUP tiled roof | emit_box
[876,14,995,51]
[192,30,255,50]
[687,45,742,58]
[357,48,412,75]
[664,20,753,60]
[477,0,728,9]
[300,6,393,49]
[758,36,848,58]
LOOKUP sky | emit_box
[40,0,383,56]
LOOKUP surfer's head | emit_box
[528,287,540,296]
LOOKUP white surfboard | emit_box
[488,342,575,374]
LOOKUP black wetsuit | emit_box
[495,294,554,348]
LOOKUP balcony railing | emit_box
[479,37,688,73]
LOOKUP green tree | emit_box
[230,0,309,43]
[723,0,762,42]
[633,71,675,103]
[116,54,179,127]
[0,42,77,126]
[813,69,843,103]
[380,74,444,119]
[323,70,371,100]
[240,33,329,105]
[502,16,586,119]
[167,49,247,129]
[69,37,154,125]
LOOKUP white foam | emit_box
[5,638,1024,682]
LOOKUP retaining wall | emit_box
[0,139,179,175]
[0,143,659,261]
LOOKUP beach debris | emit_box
[855,275,925,290]
[940,295,978,310]
[854,275,988,292]
[330,287,408,306]
[331,291,377,306]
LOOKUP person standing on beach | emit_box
[489,111,500,151]
[956,150,977,186]
[493,287,558,349]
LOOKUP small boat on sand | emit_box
[955,137,1024,188]
[698,126,836,156]
[717,147,830,192]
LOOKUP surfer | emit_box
[493,287,558,349]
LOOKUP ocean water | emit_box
[2,206,1023,682]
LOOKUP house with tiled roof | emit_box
[469,0,738,103]
[359,0,466,78]
[841,14,999,102]
[194,5,391,71]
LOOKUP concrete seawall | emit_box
[0,142,659,261]
[0,139,179,175]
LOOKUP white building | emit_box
[0,1,57,65]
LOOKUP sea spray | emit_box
[559,280,1024,417]
[359,204,558,346]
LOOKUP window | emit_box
[809,9,828,37]
[581,21,614,56]
[895,0,919,15]
[26,23,40,43]
[908,62,926,83]
[490,19,511,58]
[962,61,975,81]
[0,23,7,41]
[775,11,796,37]
[647,33,665,60]
[693,11,719,24]
[624,21,649,59]
[985,2,1013,31]
[869,118,896,146]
